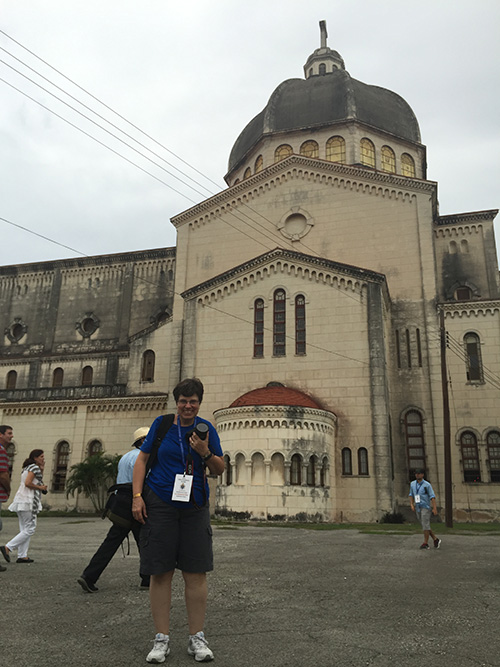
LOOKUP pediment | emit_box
[181,248,386,304]
[171,154,436,230]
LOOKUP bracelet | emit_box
[133,493,142,498]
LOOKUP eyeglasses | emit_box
[177,399,200,406]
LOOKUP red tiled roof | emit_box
[229,386,321,409]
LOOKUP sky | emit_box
[1,0,499,266]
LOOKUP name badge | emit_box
[172,474,193,502]
[414,494,421,504]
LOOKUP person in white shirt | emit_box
[77,427,149,593]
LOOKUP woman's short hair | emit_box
[22,449,44,469]
[173,378,204,404]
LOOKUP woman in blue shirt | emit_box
[132,378,224,663]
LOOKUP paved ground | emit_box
[1,516,499,666]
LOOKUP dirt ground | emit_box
[1,515,499,666]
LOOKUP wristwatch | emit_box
[203,451,213,462]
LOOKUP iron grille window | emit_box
[88,440,102,457]
[52,441,70,492]
[404,410,426,481]
[326,136,346,163]
[460,431,481,482]
[487,432,500,482]
[273,289,286,356]
[254,299,264,357]
[295,295,306,355]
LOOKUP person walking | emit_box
[77,427,151,593]
[0,425,13,572]
[409,469,441,550]
[133,378,225,663]
[1,449,47,564]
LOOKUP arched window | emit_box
[81,366,93,386]
[300,140,319,158]
[6,370,17,390]
[381,146,396,173]
[326,136,346,163]
[358,448,369,476]
[273,289,286,356]
[243,167,252,180]
[342,448,352,475]
[87,440,102,457]
[254,155,263,173]
[52,441,70,492]
[460,239,469,254]
[222,454,232,486]
[449,241,458,254]
[401,153,415,177]
[290,454,302,485]
[455,286,472,301]
[254,299,264,358]
[142,350,155,382]
[464,333,482,382]
[233,178,240,185]
[295,294,306,355]
[251,452,265,485]
[460,431,481,482]
[404,410,426,480]
[360,139,375,168]
[320,457,328,487]
[52,368,64,388]
[319,63,326,75]
[274,144,293,162]
[270,453,285,485]
[487,432,500,482]
[306,455,316,486]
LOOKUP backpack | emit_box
[102,414,175,529]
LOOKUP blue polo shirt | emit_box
[409,479,435,510]
[141,415,222,507]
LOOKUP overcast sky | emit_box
[1,0,499,266]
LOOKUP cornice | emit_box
[0,247,175,276]
[214,405,337,432]
[0,350,129,366]
[181,248,385,302]
[436,210,498,226]
[128,316,172,343]
[171,155,436,228]
[0,394,169,416]
[440,300,500,318]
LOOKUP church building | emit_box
[1,23,499,522]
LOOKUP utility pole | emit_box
[439,308,453,527]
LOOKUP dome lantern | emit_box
[303,21,345,78]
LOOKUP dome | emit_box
[229,385,322,409]
[228,23,420,173]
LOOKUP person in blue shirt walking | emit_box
[409,469,441,550]
[77,426,150,593]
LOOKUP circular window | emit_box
[277,208,314,241]
[5,318,27,343]
[76,313,100,338]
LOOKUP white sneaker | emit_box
[146,633,170,663]
[187,631,214,662]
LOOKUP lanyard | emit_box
[176,418,196,474]
[415,481,424,496]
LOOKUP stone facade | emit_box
[1,27,499,521]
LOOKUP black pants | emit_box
[82,521,149,586]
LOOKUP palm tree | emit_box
[66,452,121,512]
